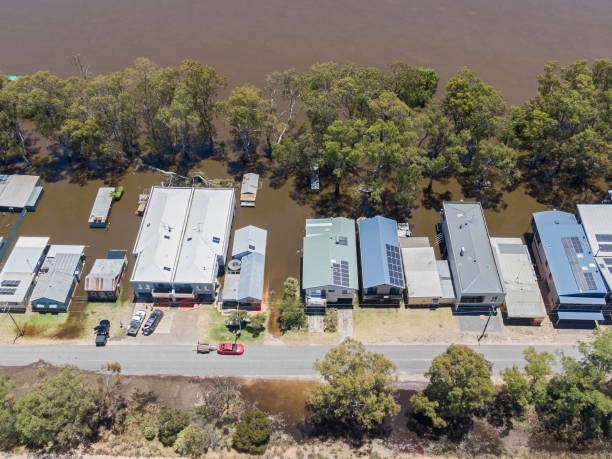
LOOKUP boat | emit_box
[111,186,124,200]
[7,75,24,81]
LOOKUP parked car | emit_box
[217,342,244,355]
[142,309,163,335]
[127,310,146,336]
[95,320,110,346]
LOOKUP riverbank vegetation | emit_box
[0,328,609,456]
[1,58,610,213]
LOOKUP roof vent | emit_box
[460,247,465,256]
[554,220,560,224]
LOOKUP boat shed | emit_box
[85,250,128,301]
[302,217,358,307]
[89,187,115,227]
[358,216,404,303]
[440,202,505,312]
[131,186,235,302]
[240,173,259,207]
[531,211,608,321]
[490,237,546,324]
[30,245,85,312]
[0,237,50,312]
[0,175,43,211]
[577,204,612,299]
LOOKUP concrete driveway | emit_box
[115,306,198,345]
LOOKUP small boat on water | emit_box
[134,193,149,216]
[7,75,24,81]
[111,186,124,200]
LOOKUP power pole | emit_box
[3,306,24,343]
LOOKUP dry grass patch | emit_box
[353,306,459,343]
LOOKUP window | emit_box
[328,289,335,293]
[390,287,400,295]
[461,296,485,304]
[342,290,349,294]
[491,296,498,301]
[367,287,377,295]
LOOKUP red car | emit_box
[217,342,244,355]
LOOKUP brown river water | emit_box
[0,0,610,336]
[1,0,611,105]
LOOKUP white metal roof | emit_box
[47,244,85,258]
[401,247,443,299]
[89,187,115,223]
[0,271,35,304]
[1,237,49,274]
[131,187,234,285]
[490,237,546,319]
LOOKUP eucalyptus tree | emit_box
[226,85,269,161]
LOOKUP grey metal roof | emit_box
[237,252,265,301]
[577,204,612,291]
[442,202,504,295]
[232,225,267,258]
[1,237,49,274]
[241,173,259,194]
[31,252,82,304]
[0,175,40,209]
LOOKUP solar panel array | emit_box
[599,244,612,253]
[0,287,16,295]
[562,237,597,291]
[385,244,404,288]
[1,279,20,287]
[332,260,350,287]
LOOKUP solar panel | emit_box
[0,287,16,295]
[595,234,612,242]
[569,236,583,253]
[332,261,350,287]
[385,244,404,288]
[337,236,348,246]
[562,237,591,291]
[583,272,598,291]
[599,244,612,253]
[1,279,20,287]
[604,258,612,265]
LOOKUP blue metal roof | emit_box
[532,211,607,304]
[557,311,605,321]
[358,216,404,289]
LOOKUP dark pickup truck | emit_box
[142,309,163,335]
[95,320,110,346]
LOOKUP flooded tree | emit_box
[225,85,269,162]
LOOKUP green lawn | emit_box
[202,307,265,344]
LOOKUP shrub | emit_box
[323,308,337,332]
[174,424,217,457]
[143,425,156,441]
[247,313,266,337]
[157,408,189,447]
[279,277,306,333]
[232,409,271,455]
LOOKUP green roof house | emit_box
[302,217,358,307]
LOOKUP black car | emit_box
[142,309,164,335]
[95,320,110,346]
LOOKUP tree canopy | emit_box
[307,338,399,436]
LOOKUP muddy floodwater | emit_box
[1,0,612,105]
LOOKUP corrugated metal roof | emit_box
[1,237,49,274]
[88,187,115,224]
[442,202,504,295]
[31,252,82,304]
[241,173,259,194]
[85,255,126,292]
[359,216,404,289]
[237,252,265,301]
[232,225,267,258]
[577,204,612,291]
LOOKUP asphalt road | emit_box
[0,344,581,377]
